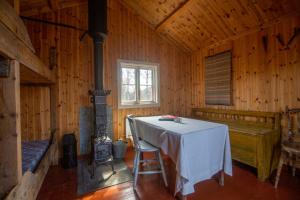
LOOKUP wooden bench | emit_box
[192,108,281,181]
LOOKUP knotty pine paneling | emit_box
[191,16,300,115]
[23,0,191,151]
[122,0,300,52]
[105,0,191,140]
[24,4,94,146]
[20,86,51,141]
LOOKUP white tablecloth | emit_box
[134,116,232,195]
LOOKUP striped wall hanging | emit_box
[205,50,232,105]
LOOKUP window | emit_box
[118,60,160,108]
[205,51,232,105]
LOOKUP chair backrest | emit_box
[284,107,300,142]
[127,115,140,149]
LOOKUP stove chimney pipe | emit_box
[88,0,108,91]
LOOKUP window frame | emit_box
[117,59,160,109]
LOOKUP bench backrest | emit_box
[192,108,281,130]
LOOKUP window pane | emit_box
[122,68,136,84]
[140,85,153,101]
[122,85,136,102]
[140,69,152,85]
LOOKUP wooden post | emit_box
[7,0,20,15]
[50,84,59,165]
[50,85,56,132]
[0,60,22,198]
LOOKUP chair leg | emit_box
[292,154,296,177]
[157,151,168,187]
[140,152,145,169]
[292,167,296,177]
[133,151,140,189]
[91,161,95,178]
[132,151,137,174]
[275,152,285,188]
[288,152,296,177]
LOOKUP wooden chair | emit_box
[127,115,168,189]
[274,107,300,188]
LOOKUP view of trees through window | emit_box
[140,69,152,101]
[119,61,159,107]
[121,68,136,102]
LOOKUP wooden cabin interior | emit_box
[0,0,300,199]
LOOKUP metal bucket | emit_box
[113,140,128,159]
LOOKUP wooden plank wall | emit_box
[191,16,300,115]
[22,0,191,150]
[104,0,191,140]
[20,86,51,141]
[23,3,94,145]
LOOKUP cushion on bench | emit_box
[22,139,50,174]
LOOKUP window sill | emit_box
[118,103,160,109]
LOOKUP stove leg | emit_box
[91,161,95,178]
[111,160,116,174]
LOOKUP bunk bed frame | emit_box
[0,1,57,199]
[5,130,58,200]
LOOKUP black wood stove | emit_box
[88,0,114,177]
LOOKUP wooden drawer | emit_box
[229,131,257,167]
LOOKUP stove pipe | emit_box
[93,36,104,91]
[88,0,107,91]
[87,0,112,166]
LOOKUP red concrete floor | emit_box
[37,148,300,200]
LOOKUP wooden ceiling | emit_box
[122,0,300,52]
[18,0,300,52]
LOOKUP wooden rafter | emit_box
[21,0,86,16]
[155,0,191,31]
[117,0,192,53]
[7,0,20,15]
[0,0,55,83]
[205,11,300,49]
[0,0,34,52]
[121,0,300,52]
[48,0,59,11]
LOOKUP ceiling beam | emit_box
[6,0,20,15]
[0,1,55,83]
[0,22,55,83]
[21,0,86,16]
[155,0,191,32]
[117,0,156,30]
[48,0,59,11]
[13,0,20,15]
[0,0,34,52]
[117,0,192,53]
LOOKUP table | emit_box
[134,116,232,196]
